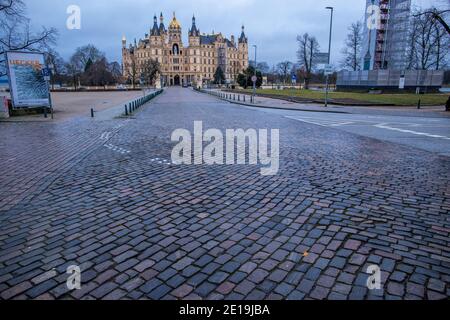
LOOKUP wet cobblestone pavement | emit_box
[0,88,449,300]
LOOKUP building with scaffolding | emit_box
[362,0,411,71]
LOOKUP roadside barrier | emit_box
[123,89,163,116]
[194,88,255,105]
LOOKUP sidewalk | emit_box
[0,90,154,123]
[205,89,450,118]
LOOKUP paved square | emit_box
[0,88,449,300]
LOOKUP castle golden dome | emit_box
[169,12,181,29]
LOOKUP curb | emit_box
[195,89,350,114]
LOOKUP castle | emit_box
[122,13,249,87]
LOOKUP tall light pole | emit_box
[325,6,334,107]
[253,45,257,99]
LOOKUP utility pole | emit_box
[325,6,334,107]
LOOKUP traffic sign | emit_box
[315,53,330,64]
[251,75,257,83]
[324,65,333,76]
[399,75,405,89]
[42,68,51,81]
[291,74,297,84]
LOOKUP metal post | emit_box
[325,7,334,108]
[125,105,128,116]
[91,108,94,118]
[417,99,421,109]
[48,88,54,120]
[253,45,257,99]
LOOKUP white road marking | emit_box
[150,158,173,165]
[104,143,131,154]
[285,116,354,127]
[100,131,112,140]
[374,123,450,140]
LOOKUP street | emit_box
[0,87,449,300]
[250,107,450,156]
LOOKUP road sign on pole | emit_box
[291,75,297,84]
[42,68,51,81]
[399,75,405,89]
[315,53,330,65]
[324,65,333,76]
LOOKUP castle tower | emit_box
[238,25,249,70]
[150,14,162,46]
[189,15,200,46]
[168,12,182,44]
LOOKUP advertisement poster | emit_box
[5,51,50,108]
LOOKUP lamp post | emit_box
[325,6,334,107]
[253,45,257,99]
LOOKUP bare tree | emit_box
[256,62,270,75]
[108,61,123,83]
[408,9,449,70]
[65,60,80,90]
[0,0,24,19]
[340,21,363,71]
[124,56,138,89]
[70,45,105,72]
[44,49,66,89]
[0,0,57,76]
[83,57,115,89]
[433,19,449,70]
[141,59,161,87]
[276,61,293,84]
[297,33,320,89]
[414,8,450,36]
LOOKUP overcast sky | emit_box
[25,0,442,66]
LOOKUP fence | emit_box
[337,70,444,91]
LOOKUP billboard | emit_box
[5,51,50,108]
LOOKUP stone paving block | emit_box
[1,88,449,301]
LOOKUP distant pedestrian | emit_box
[446,96,450,112]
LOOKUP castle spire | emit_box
[239,25,248,43]
[189,14,199,36]
[151,14,160,36]
[159,12,166,33]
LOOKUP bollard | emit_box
[417,99,421,109]
[446,96,450,112]
[238,95,240,102]
[91,108,94,118]
[125,105,128,116]
[129,103,132,114]
[244,95,246,102]
[43,106,47,118]
[234,94,236,101]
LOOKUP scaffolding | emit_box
[363,0,411,70]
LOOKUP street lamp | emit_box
[325,6,334,107]
[253,45,257,99]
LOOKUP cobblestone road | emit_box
[0,88,449,300]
